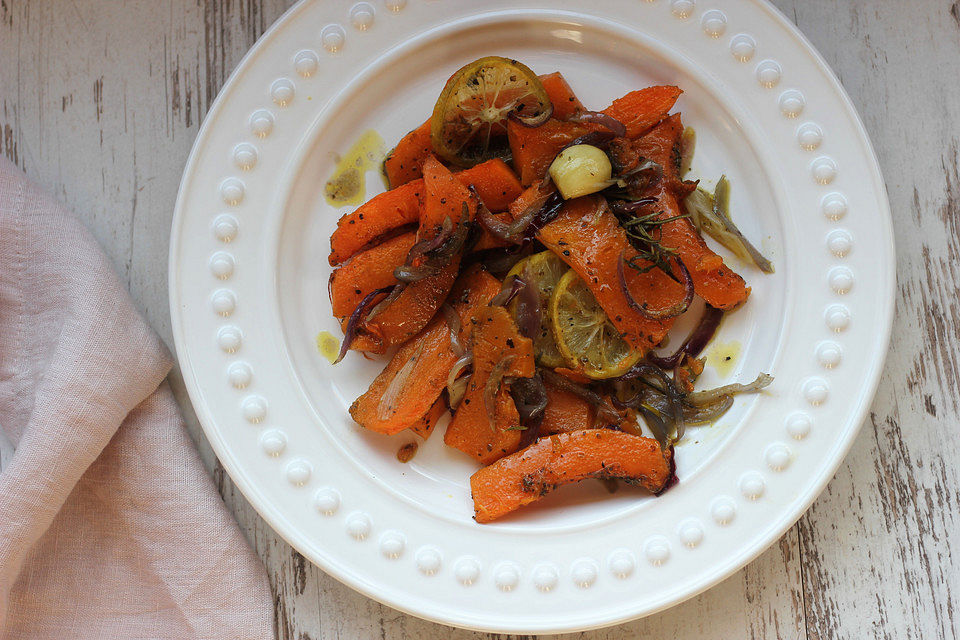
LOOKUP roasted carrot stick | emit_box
[350,268,502,432]
[329,180,422,266]
[538,72,583,121]
[419,155,478,234]
[452,158,523,212]
[384,119,432,188]
[350,157,477,351]
[634,115,750,309]
[329,159,522,265]
[444,306,535,464]
[470,429,673,522]
[350,260,460,353]
[329,231,415,318]
[537,196,684,351]
[602,86,682,139]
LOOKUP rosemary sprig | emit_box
[619,210,689,276]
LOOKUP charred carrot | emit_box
[329,159,522,265]
[384,119,432,188]
[602,86,682,139]
[350,268,502,431]
[537,196,685,351]
[329,231,415,318]
[470,429,673,522]
[634,116,750,309]
[444,306,535,464]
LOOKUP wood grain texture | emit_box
[1,0,957,638]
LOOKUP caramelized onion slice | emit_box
[334,285,396,363]
[618,250,694,320]
[569,110,627,137]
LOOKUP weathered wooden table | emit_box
[2,1,957,637]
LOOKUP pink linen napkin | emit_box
[0,157,273,639]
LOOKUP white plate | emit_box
[170,0,894,633]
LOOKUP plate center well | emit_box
[275,12,786,529]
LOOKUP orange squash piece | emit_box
[632,112,684,188]
[634,115,750,309]
[656,186,750,309]
[470,429,673,522]
[384,119,432,188]
[410,396,447,440]
[537,196,684,351]
[420,155,479,235]
[350,320,454,434]
[539,383,596,435]
[329,159,522,265]
[538,72,583,121]
[329,231,415,318]
[350,268,502,432]
[602,85,682,139]
[329,180,423,266]
[445,306,535,464]
[454,158,523,212]
[351,157,478,351]
[507,118,605,186]
[351,260,460,353]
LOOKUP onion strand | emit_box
[446,354,473,409]
[569,110,627,137]
[334,285,397,363]
[618,250,694,320]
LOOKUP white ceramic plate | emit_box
[170,0,893,633]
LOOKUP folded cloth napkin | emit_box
[0,158,273,639]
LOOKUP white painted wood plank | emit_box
[778,1,960,638]
[4,0,957,638]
